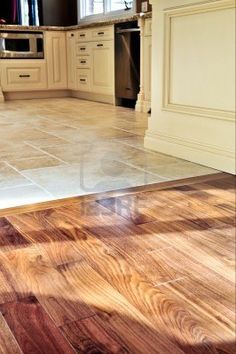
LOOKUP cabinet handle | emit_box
[97,44,103,47]
[80,79,86,82]
[19,74,30,78]
[80,34,85,37]
[80,47,86,50]
[80,60,86,64]
[97,32,104,35]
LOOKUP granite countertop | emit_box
[0,12,152,32]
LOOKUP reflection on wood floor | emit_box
[0,173,235,353]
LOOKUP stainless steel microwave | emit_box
[0,32,44,59]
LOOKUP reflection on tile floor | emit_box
[0,98,217,209]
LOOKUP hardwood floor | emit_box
[0,173,235,353]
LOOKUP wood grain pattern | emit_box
[0,173,235,354]
[0,313,22,354]
[0,297,75,354]
[0,218,29,252]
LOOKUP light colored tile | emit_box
[22,161,166,199]
[0,162,32,189]
[0,97,218,208]
[8,156,64,171]
[0,185,52,209]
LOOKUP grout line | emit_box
[24,142,69,165]
[4,161,53,197]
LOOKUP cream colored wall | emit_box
[145,0,236,174]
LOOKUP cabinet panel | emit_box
[90,41,114,95]
[143,36,152,101]
[77,30,91,42]
[76,69,91,91]
[46,31,67,89]
[144,19,152,36]
[77,56,91,68]
[1,60,47,91]
[76,43,91,56]
[67,31,76,89]
[91,27,114,41]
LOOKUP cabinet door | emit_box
[143,36,152,101]
[90,41,114,95]
[67,32,76,89]
[45,31,67,90]
[1,60,47,92]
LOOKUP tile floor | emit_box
[0,98,217,209]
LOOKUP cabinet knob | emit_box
[71,33,74,37]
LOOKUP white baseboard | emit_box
[144,131,236,174]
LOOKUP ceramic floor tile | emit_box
[0,97,218,209]
[7,156,65,171]
[0,162,32,189]
[22,161,166,199]
[0,185,52,209]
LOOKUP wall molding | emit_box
[144,130,236,174]
[163,0,236,121]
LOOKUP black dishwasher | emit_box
[115,21,140,108]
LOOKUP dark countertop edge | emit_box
[0,12,152,32]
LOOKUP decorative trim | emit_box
[163,0,236,121]
[144,130,236,174]
[71,90,115,104]
[4,90,70,101]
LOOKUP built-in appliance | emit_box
[115,21,140,108]
[0,32,44,59]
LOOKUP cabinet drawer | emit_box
[144,19,152,36]
[77,30,91,42]
[91,26,114,41]
[76,56,91,68]
[76,43,91,56]
[1,61,47,91]
[76,69,91,91]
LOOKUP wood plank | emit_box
[0,313,23,354]
[135,246,234,313]
[97,194,156,225]
[0,218,29,252]
[0,264,18,305]
[57,260,183,354]
[0,246,94,326]
[140,222,235,283]
[60,316,130,353]
[0,297,75,354]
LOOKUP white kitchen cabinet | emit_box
[67,31,76,89]
[45,31,67,90]
[90,40,114,95]
[0,60,47,91]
